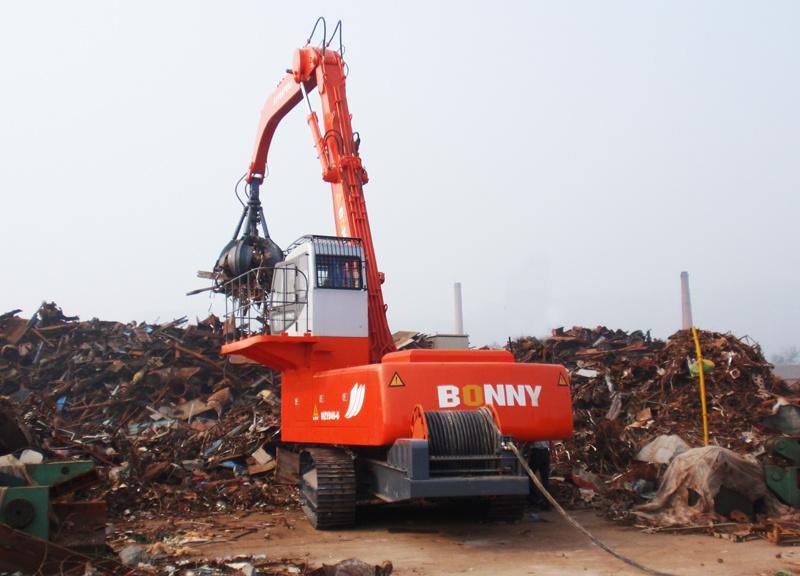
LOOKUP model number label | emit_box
[320,410,340,421]
[437,384,541,408]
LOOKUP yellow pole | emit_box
[691,326,710,447]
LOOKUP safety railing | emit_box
[222,266,309,342]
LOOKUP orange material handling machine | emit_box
[211,19,573,528]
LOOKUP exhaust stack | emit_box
[454,282,464,335]
[681,271,693,330]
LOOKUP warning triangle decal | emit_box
[389,372,405,387]
[558,374,568,386]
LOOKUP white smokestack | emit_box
[454,282,464,335]
[681,271,693,330]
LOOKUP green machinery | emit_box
[0,460,106,547]
[764,437,800,507]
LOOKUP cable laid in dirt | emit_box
[506,442,677,576]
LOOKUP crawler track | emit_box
[484,495,526,522]
[299,448,356,529]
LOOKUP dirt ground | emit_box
[122,504,798,576]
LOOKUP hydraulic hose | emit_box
[506,442,676,576]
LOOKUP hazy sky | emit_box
[1,2,798,355]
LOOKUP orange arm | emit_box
[247,72,315,185]
[246,46,396,364]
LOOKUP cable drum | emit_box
[423,407,499,457]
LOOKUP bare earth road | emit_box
[159,505,795,576]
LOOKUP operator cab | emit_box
[268,235,367,337]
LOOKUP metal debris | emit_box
[0,303,290,517]
[510,325,800,541]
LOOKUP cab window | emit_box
[316,255,363,289]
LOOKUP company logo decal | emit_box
[437,384,541,409]
[345,383,366,419]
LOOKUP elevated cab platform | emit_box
[219,234,371,373]
[222,334,368,372]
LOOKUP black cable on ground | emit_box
[506,442,677,576]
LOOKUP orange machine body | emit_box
[223,337,573,445]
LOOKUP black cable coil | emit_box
[424,407,498,456]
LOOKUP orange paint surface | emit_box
[224,337,572,446]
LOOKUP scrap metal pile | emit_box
[0,303,293,518]
[509,326,791,515]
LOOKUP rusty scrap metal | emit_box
[509,325,792,526]
[0,303,289,518]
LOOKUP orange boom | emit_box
[213,19,573,529]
